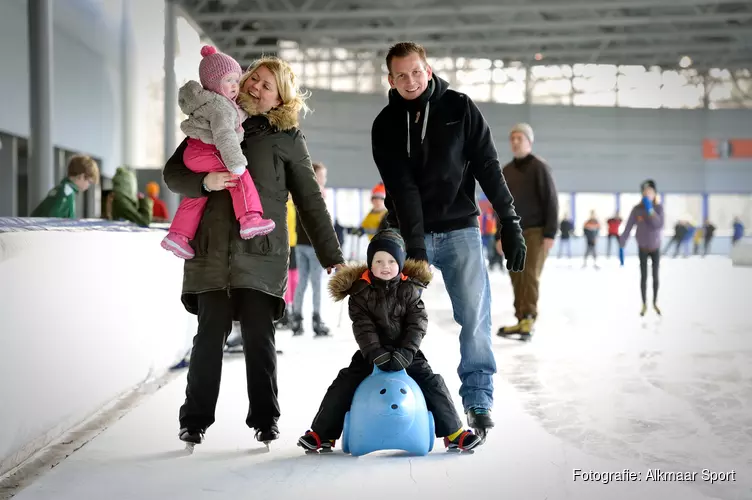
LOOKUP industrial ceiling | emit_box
[174,0,752,71]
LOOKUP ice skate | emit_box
[444,429,482,453]
[496,320,522,337]
[640,303,648,317]
[239,213,275,239]
[466,408,494,442]
[161,232,195,259]
[255,424,279,450]
[297,430,335,454]
[312,313,330,337]
[653,303,662,316]
[179,428,204,453]
[290,313,304,336]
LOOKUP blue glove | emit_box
[619,247,625,267]
[642,196,654,215]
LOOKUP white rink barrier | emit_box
[730,238,752,267]
[0,221,194,476]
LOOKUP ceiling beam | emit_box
[193,0,750,21]
[211,12,752,40]
[234,40,751,59]
[223,26,752,53]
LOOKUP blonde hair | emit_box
[241,56,311,118]
[67,155,100,184]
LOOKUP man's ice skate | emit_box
[466,408,494,442]
[444,429,482,453]
[179,428,204,453]
[497,315,533,341]
[297,430,335,454]
[312,313,330,337]
[239,213,275,239]
[255,424,279,450]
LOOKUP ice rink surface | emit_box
[7,256,752,500]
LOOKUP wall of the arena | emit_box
[0,221,193,477]
[301,89,752,194]
[0,0,124,178]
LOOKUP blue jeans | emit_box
[424,227,495,411]
[293,245,322,315]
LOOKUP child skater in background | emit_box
[619,179,664,316]
[161,45,275,259]
[298,230,483,453]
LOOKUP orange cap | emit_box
[371,183,385,199]
[146,181,160,197]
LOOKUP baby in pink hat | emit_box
[161,45,275,260]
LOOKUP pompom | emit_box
[200,45,217,57]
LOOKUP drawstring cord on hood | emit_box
[406,102,430,158]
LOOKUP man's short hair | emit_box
[67,155,100,184]
[385,42,428,74]
[312,161,326,173]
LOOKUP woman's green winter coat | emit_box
[163,108,343,320]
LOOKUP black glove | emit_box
[406,247,428,263]
[378,348,413,372]
[392,348,414,369]
[499,224,526,272]
[367,347,392,368]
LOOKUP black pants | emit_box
[179,288,280,431]
[310,350,463,440]
[638,249,660,305]
[584,242,597,262]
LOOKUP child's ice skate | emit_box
[255,423,279,450]
[297,430,335,454]
[466,408,494,442]
[640,303,648,317]
[239,213,275,239]
[444,429,483,453]
[179,427,204,453]
[161,232,195,259]
[653,303,662,316]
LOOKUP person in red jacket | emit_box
[146,182,170,222]
[606,213,622,257]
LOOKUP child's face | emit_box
[72,174,92,192]
[219,72,240,100]
[371,251,399,281]
[642,186,656,201]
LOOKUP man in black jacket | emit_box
[371,42,527,439]
[496,123,559,339]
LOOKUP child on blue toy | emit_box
[298,229,482,453]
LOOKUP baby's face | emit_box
[371,251,399,281]
[219,72,240,100]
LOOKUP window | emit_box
[574,193,617,235]
[708,194,752,236]
[662,194,703,231]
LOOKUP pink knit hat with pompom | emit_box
[198,45,242,95]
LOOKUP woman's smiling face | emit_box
[241,65,282,114]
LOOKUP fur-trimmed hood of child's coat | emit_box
[328,259,432,302]
[237,92,300,132]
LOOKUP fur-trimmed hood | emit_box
[237,92,300,131]
[328,259,432,302]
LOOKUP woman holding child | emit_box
[163,51,344,447]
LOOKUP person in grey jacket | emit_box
[619,179,665,317]
[161,45,274,260]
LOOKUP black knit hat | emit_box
[641,179,656,191]
[367,229,406,272]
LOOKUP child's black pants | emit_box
[310,350,462,440]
